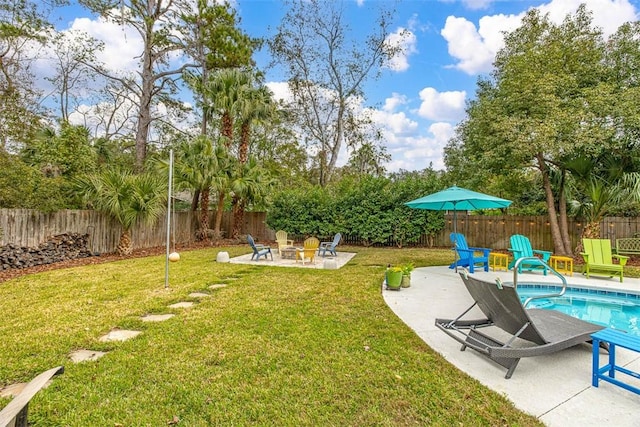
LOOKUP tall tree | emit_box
[237,84,274,164]
[445,6,616,255]
[180,0,257,136]
[78,0,192,171]
[229,156,273,239]
[46,30,101,122]
[0,0,65,151]
[269,0,405,185]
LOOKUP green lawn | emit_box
[0,246,543,426]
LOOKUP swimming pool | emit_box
[516,283,640,336]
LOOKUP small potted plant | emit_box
[401,263,414,288]
[385,266,404,290]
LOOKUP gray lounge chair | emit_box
[435,272,605,378]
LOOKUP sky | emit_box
[49,0,640,172]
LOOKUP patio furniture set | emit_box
[451,232,628,282]
[247,232,341,265]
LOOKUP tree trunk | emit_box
[198,187,210,241]
[191,189,200,212]
[134,19,155,172]
[538,153,568,255]
[222,112,233,147]
[116,229,133,256]
[557,169,573,255]
[213,192,225,237]
[231,195,243,239]
[239,122,249,164]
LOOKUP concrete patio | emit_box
[383,266,640,426]
[225,249,356,269]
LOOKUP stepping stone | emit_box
[141,313,175,322]
[1,382,26,398]
[69,349,107,363]
[209,284,228,290]
[168,301,194,309]
[99,329,141,342]
[189,292,210,298]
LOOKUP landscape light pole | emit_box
[165,149,173,289]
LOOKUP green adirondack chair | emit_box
[581,238,629,283]
[508,234,552,275]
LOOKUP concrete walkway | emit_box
[383,266,640,426]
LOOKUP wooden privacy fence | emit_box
[0,209,273,254]
[1,209,640,253]
[431,214,640,251]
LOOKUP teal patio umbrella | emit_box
[405,186,512,269]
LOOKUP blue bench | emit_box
[591,328,640,395]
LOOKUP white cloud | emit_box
[441,0,638,75]
[383,93,407,112]
[385,27,418,72]
[370,108,418,136]
[417,87,466,122]
[69,15,142,74]
[265,81,293,103]
[537,0,638,35]
[440,14,519,75]
[385,122,454,171]
[463,0,493,11]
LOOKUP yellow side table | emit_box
[489,252,509,271]
[549,255,573,276]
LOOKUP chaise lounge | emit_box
[435,272,605,378]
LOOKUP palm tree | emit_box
[237,85,274,164]
[169,136,222,241]
[210,144,234,239]
[74,168,167,255]
[230,157,274,239]
[567,154,640,241]
[203,69,251,146]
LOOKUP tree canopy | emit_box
[444,6,640,254]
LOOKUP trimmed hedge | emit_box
[267,174,445,247]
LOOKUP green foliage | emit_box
[266,185,333,236]
[21,123,97,178]
[0,151,72,211]
[267,169,446,245]
[401,262,414,275]
[73,168,167,231]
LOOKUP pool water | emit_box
[516,283,640,336]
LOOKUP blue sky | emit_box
[50,0,640,172]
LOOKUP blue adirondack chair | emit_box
[318,233,341,257]
[508,234,551,275]
[247,234,273,261]
[449,233,490,273]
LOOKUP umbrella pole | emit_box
[453,210,458,272]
